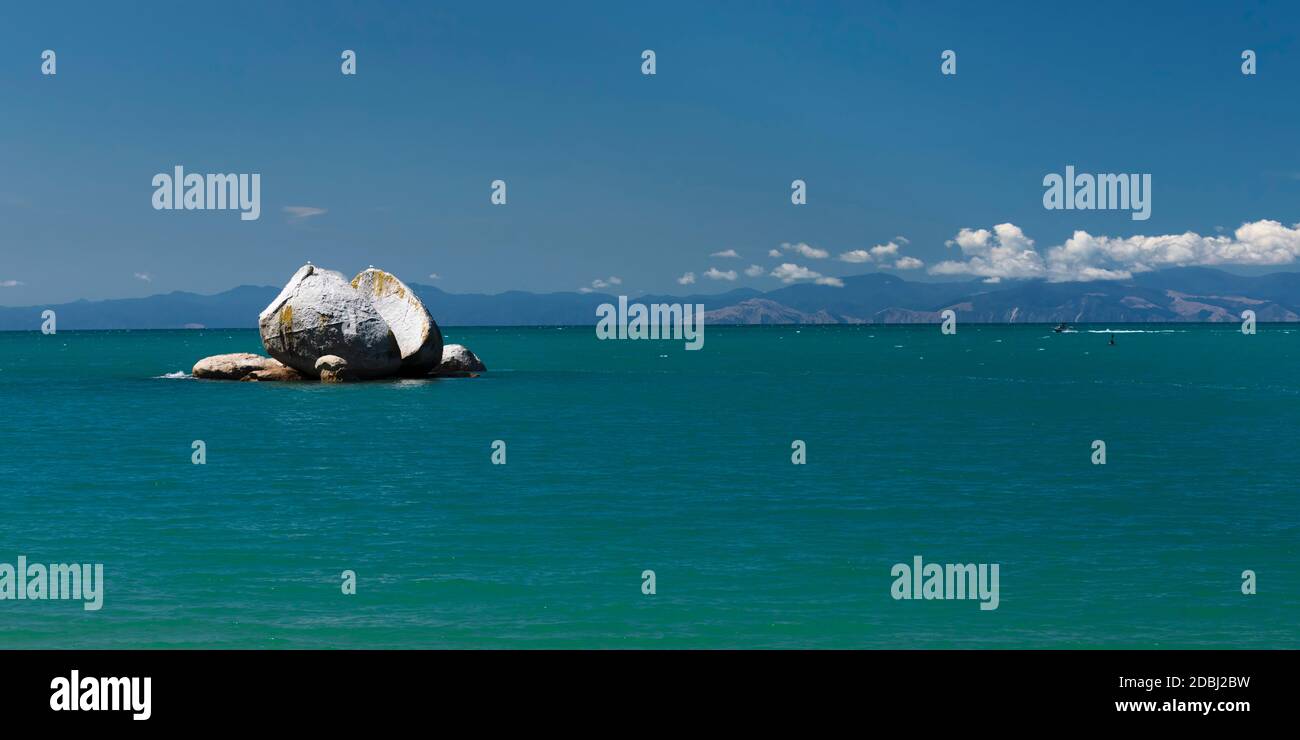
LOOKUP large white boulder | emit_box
[351,268,443,377]
[258,264,402,379]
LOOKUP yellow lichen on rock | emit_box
[350,267,442,376]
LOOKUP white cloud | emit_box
[134,272,152,283]
[586,276,622,291]
[780,241,829,259]
[929,219,1300,282]
[815,276,845,287]
[770,263,823,283]
[744,264,764,277]
[893,256,924,270]
[767,249,782,258]
[427,273,441,280]
[283,206,327,221]
[0,279,23,287]
[677,271,696,285]
[704,267,737,281]
[710,249,740,258]
[841,237,914,266]
[930,223,1047,280]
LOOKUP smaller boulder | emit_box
[193,353,287,381]
[433,344,486,377]
[315,354,349,383]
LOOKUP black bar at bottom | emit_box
[0,649,1287,726]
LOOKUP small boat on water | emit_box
[1053,323,1069,333]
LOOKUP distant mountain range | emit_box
[2,267,1297,330]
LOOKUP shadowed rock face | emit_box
[243,365,303,382]
[351,268,444,377]
[258,264,402,379]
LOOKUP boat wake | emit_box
[1085,329,1184,334]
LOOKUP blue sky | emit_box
[1,0,1298,304]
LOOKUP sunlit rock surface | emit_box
[351,267,443,377]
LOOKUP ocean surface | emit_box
[0,324,1296,648]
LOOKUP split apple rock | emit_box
[258,264,403,379]
[193,264,482,382]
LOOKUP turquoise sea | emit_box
[0,324,1296,648]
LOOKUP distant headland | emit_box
[3,266,1299,330]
